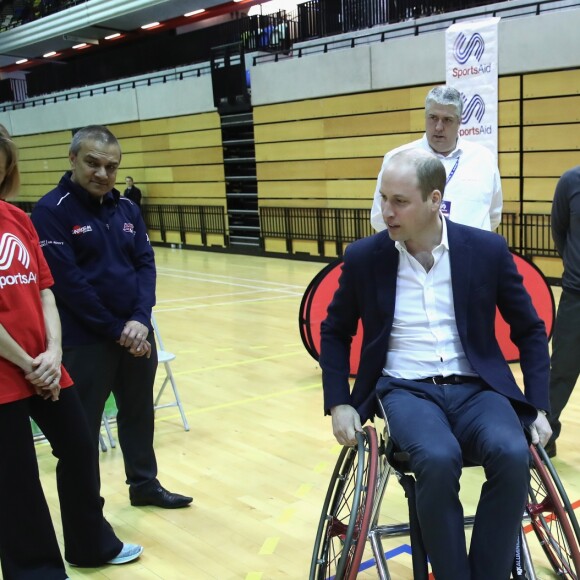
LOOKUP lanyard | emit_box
[445,157,460,186]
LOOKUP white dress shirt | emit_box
[370,135,502,232]
[383,217,477,379]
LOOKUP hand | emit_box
[331,404,363,446]
[119,320,149,354]
[32,381,61,401]
[530,411,552,447]
[129,339,152,359]
[25,349,62,388]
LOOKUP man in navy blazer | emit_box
[320,149,552,580]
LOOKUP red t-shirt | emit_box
[0,201,72,404]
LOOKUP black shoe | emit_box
[130,484,193,509]
[544,440,557,459]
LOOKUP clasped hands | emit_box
[119,320,152,358]
[25,348,62,402]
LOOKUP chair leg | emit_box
[102,413,116,448]
[167,367,189,432]
[154,376,169,408]
[154,362,189,432]
[99,433,108,452]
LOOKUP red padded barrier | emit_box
[299,252,555,376]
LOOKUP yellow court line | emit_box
[295,483,313,498]
[245,573,263,580]
[186,382,321,416]
[259,537,280,555]
[172,350,306,376]
[314,462,328,473]
[277,508,296,524]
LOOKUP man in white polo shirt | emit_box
[370,85,502,232]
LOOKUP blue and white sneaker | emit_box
[107,543,143,565]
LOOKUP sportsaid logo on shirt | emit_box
[72,224,93,235]
[0,232,36,289]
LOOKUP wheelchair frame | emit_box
[310,425,580,579]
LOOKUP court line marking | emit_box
[155,294,302,313]
[172,382,320,416]
[156,288,300,304]
[259,537,280,555]
[157,266,308,290]
[171,350,307,375]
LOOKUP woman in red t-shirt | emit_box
[0,127,142,579]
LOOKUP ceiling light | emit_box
[43,51,57,58]
[16,58,28,64]
[234,0,244,3]
[105,32,121,40]
[141,22,160,30]
[184,9,205,16]
[73,43,88,49]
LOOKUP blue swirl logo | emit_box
[461,94,486,124]
[453,32,485,64]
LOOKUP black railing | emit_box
[141,204,228,247]
[255,0,579,64]
[259,207,555,259]
[7,199,559,263]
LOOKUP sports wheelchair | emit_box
[310,411,580,579]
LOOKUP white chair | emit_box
[99,413,117,451]
[152,312,189,431]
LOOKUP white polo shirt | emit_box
[370,135,502,233]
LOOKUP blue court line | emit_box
[327,544,413,579]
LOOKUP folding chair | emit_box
[99,413,116,451]
[151,312,190,431]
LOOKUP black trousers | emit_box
[549,289,580,441]
[63,333,159,492]
[0,388,122,580]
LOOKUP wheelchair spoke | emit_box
[527,446,580,578]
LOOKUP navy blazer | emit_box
[320,219,550,426]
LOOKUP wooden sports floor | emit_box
[30,247,579,580]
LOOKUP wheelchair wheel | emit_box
[527,444,580,577]
[310,426,378,580]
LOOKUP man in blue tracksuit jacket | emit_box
[32,125,192,509]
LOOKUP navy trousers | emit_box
[63,332,159,492]
[377,377,530,580]
[0,387,121,580]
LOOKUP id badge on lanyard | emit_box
[441,157,460,218]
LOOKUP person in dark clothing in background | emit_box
[545,165,580,458]
[123,176,142,207]
[31,125,192,509]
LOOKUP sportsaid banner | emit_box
[446,17,500,159]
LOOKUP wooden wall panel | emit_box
[524,124,580,152]
[257,158,381,181]
[523,152,580,177]
[14,112,226,207]
[523,69,580,99]
[524,96,580,125]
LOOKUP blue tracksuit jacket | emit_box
[31,172,156,347]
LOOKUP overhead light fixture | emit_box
[234,0,244,3]
[16,58,28,64]
[43,51,57,58]
[105,32,121,40]
[73,43,89,49]
[184,9,205,16]
[141,21,160,29]
[63,34,98,45]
